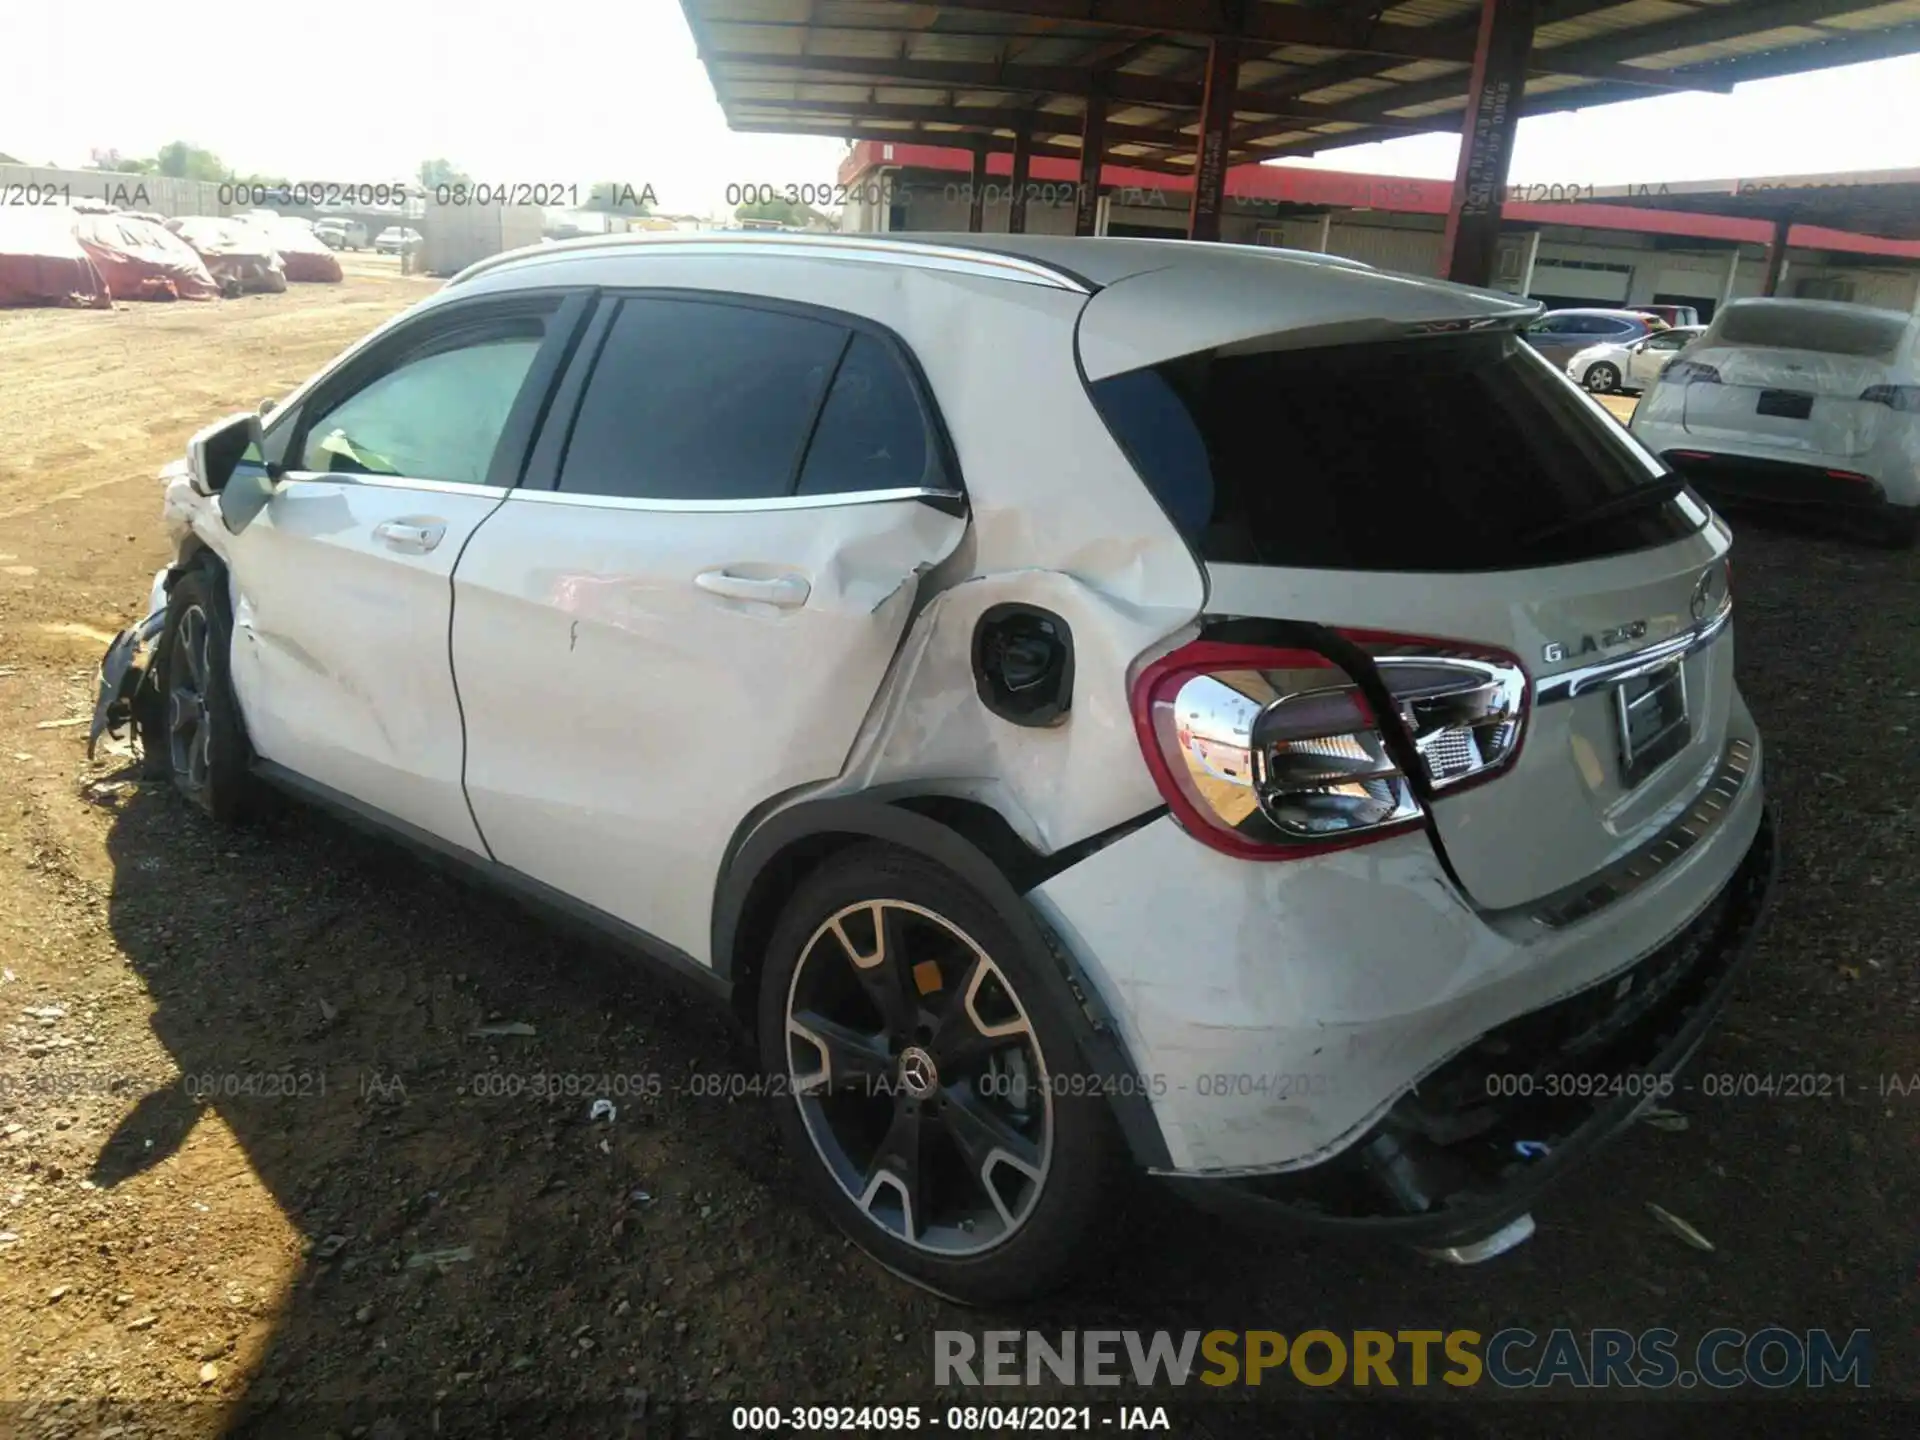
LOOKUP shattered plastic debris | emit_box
[589,1099,617,1123]
[312,1234,349,1259]
[1646,1202,1715,1252]
[1513,1140,1550,1160]
[1641,1108,1689,1132]
[469,1022,536,1038]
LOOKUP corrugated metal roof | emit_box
[684,0,1920,180]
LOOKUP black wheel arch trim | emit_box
[714,794,1175,1170]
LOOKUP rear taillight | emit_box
[1860,384,1920,411]
[1662,360,1721,384]
[1130,636,1528,860]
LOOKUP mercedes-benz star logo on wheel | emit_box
[898,1046,939,1099]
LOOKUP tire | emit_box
[757,843,1121,1304]
[1583,362,1621,394]
[159,563,260,823]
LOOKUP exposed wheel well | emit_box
[722,797,1047,1030]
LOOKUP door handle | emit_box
[693,569,810,608]
[373,519,446,554]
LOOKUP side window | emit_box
[558,297,845,501]
[1530,316,1567,334]
[794,334,946,496]
[1646,330,1687,351]
[299,314,549,485]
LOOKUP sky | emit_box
[4,3,1919,216]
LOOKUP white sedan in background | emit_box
[1567,324,1705,394]
[1631,298,1920,546]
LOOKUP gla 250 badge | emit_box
[1542,618,1648,665]
[1540,568,1722,665]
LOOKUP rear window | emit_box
[1713,304,1908,359]
[1090,332,1701,572]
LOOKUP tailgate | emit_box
[1206,529,1732,911]
[1080,309,1736,913]
[1681,345,1891,458]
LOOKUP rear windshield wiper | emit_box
[1515,476,1686,552]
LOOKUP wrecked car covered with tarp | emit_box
[0,205,111,308]
[256,216,344,283]
[75,212,221,302]
[167,216,287,295]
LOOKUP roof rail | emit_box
[448,231,1093,293]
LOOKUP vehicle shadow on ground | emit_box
[89,755,1908,1439]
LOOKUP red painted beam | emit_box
[1188,39,1239,243]
[1440,0,1535,287]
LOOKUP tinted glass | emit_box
[1644,330,1689,351]
[1714,303,1908,358]
[299,316,547,485]
[560,298,845,501]
[1089,333,1700,573]
[795,334,944,495]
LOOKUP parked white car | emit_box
[89,233,1775,1302]
[314,217,370,251]
[1632,298,1920,546]
[1567,324,1705,394]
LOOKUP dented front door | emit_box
[450,492,965,964]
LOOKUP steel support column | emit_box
[1439,0,1536,287]
[1187,38,1240,242]
[1760,214,1792,296]
[967,147,988,233]
[1075,80,1107,237]
[1008,128,1033,233]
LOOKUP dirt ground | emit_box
[0,273,1916,1439]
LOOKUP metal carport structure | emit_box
[1572,166,1920,295]
[679,0,1920,286]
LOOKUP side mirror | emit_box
[187,412,265,497]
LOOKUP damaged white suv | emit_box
[93,233,1777,1303]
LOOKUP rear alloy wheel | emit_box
[1583,361,1621,394]
[759,845,1117,1303]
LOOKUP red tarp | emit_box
[167,217,287,294]
[75,212,221,301]
[257,218,343,283]
[0,206,111,309]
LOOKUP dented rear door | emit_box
[450,294,965,964]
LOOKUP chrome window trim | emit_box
[1526,737,1755,930]
[278,472,509,498]
[1534,596,1732,705]
[505,485,961,514]
[451,234,1091,294]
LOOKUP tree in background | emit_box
[418,158,472,189]
[153,142,226,181]
[582,181,656,216]
[86,147,155,173]
[734,197,826,229]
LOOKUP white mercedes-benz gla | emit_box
[92,233,1777,1303]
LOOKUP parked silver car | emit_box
[1523,308,1660,368]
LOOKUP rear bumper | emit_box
[1658,448,1908,514]
[1159,801,1777,1250]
